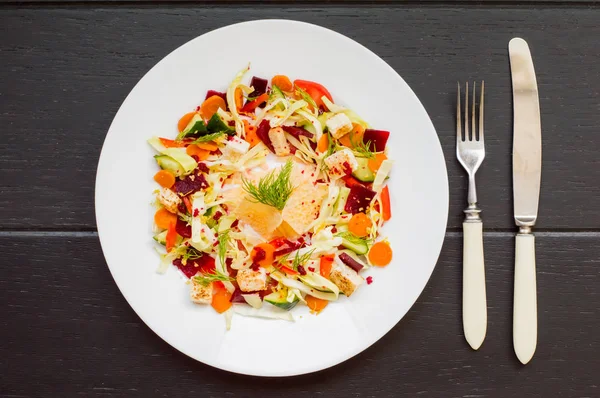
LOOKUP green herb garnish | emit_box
[177,120,208,140]
[351,134,375,159]
[291,249,315,271]
[335,231,371,245]
[193,270,234,287]
[217,229,230,266]
[190,132,225,144]
[181,247,203,265]
[242,159,295,210]
[295,86,317,109]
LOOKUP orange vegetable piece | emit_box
[201,95,226,120]
[186,144,210,160]
[159,138,186,148]
[251,243,275,267]
[319,254,334,278]
[381,186,392,221]
[182,196,193,214]
[339,124,365,148]
[153,169,176,189]
[368,241,393,267]
[317,134,329,153]
[368,152,387,173]
[305,295,328,313]
[194,142,219,151]
[243,120,260,147]
[348,212,372,238]
[234,87,244,109]
[211,284,232,314]
[165,222,178,252]
[154,208,177,229]
[272,75,293,92]
[178,112,197,132]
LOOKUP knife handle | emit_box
[462,220,487,350]
[513,233,537,364]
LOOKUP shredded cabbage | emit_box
[269,100,308,127]
[226,64,252,136]
[224,308,233,331]
[271,273,338,301]
[372,159,393,192]
[233,304,295,321]
[242,293,263,309]
[299,272,340,297]
[296,110,323,143]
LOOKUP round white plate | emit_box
[95,19,448,377]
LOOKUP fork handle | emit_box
[513,233,537,364]
[462,220,487,350]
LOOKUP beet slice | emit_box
[229,288,247,303]
[175,218,192,238]
[250,76,268,96]
[363,129,390,152]
[339,253,364,272]
[173,254,215,279]
[256,119,275,153]
[281,125,314,140]
[173,174,209,196]
[205,90,227,102]
[344,184,376,214]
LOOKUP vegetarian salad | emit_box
[149,66,393,327]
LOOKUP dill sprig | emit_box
[193,270,234,287]
[295,86,317,109]
[335,231,372,245]
[291,249,315,271]
[350,134,375,159]
[181,247,203,265]
[319,133,336,172]
[241,159,295,210]
[190,132,225,144]
[217,229,230,266]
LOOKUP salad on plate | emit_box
[148,66,394,327]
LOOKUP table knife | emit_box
[509,37,541,365]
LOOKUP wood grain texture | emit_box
[0,234,598,396]
[0,8,599,230]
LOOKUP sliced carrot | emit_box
[251,243,275,267]
[368,152,387,173]
[154,208,177,229]
[159,138,186,148]
[317,134,329,153]
[211,284,232,314]
[153,169,176,189]
[381,185,392,221]
[201,95,226,120]
[243,120,260,147]
[165,222,178,252]
[280,265,299,276]
[319,254,334,278]
[306,295,328,313]
[368,241,393,267]
[339,124,365,148]
[272,75,293,92]
[348,212,373,238]
[186,144,210,160]
[234,87,244,109]
[178,112,197,132]
[182,196,193,214]
[193,142,219,151]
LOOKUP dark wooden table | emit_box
[1,1,599,397]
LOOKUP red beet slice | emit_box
[173,174,209,196]
[250,76,268,96]
[205,90,227,102]
[339,253,364,272]
[173,254,215,279]
[175,218,192,238]
[363,129,390,152]
[256,119,275,153]
[344,184,376,214]
[281,125,314,140]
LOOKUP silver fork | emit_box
[457,81,487,351]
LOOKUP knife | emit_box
[509,37,541,365]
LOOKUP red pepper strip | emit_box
[240,93,269,113]
[165,222,177,252]
[279,265,299,276]
[381,185,392,221]
[182,196,193,214]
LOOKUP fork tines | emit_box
[457,81,485,142]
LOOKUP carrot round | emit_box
[153,170,176,189]
[306,295,328,313]
[319,254,334,278]
[339,124,365,148]
[368,241,393,266]
[234,87,244,109]
[272,75,293,92]
[201,95,226,120]
[348,213,372,237]
[186,144,210,160]
[252,243,275,267]
[368,152,387,173]
[317,134,329,153]
[154,208,177,229]
[243,120,260,147]
[381,185,392,221]
[178,112,197,132]
[211,285,232,313]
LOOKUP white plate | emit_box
[95,19,448,377]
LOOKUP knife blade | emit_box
[509,37,541,365]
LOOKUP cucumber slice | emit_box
[340,235,369,255]
[352,157,375,182]
[153,230,168,245]
[264,289,299,311]
[299,272,340,295]
[207,113,235,135]
[162,148,197,174]
[181,114,207,137]
[270,85,286,110]
[155,155,185,177]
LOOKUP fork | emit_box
[457,82,487,350]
